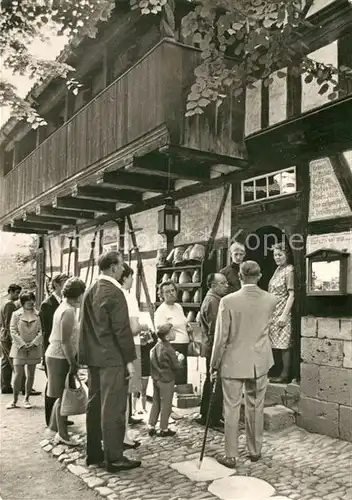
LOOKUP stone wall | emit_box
[298,316,352,441]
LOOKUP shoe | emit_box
[123,440,141,450]
[158,429,176,437]
[21,389,42,396]
[248,454,261,462]
[30,389,42,396]
[216,455,237,469]
[67,420,74,426]
[86,456,104,467]
[211,421,224,431]
[129,416,143,425]
[148,427,157,437]
[54,433,78,447]
[194,416,206,426]
[1,387,13,394]
[24,400,32,409]
[270,376,289,384]
[105,456,141,472]
[6,401,19,409]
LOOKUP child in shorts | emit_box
[148,323,184,437]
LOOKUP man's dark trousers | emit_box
[87,365,128,464]
[1,338,13,391]
[200,356,223,424]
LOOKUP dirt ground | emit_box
[0,368,98,500]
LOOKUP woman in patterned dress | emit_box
[268,243,295,383]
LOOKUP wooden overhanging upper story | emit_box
[0,1,248,230]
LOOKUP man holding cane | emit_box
[210,261,277,468]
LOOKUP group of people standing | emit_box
[1,238,295,472]
[194,240,295,468]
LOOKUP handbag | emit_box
[61,373,88,417]
[187,340,201,357]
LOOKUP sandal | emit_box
[6,401,19,409]
[54,433,78,447]
[24,400,32,409]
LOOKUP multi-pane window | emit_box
[241,167,296,204]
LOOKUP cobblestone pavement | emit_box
[40,411,352,500]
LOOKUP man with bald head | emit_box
[194,273,228,428]
[211,261,278,468]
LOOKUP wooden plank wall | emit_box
[1,43,171,217]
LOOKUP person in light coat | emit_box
[211,261,278,469]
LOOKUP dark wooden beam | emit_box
[23,213,77,226]
[128,157,208,183]
[98,170,174,193]
[36,205,96,220]
[54,196,116,213]
[2,224,48,235]
[159,145,248,168]
[308,215,352,234]
[72,185,142,204]
[11,220,62,232]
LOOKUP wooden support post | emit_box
[126,215,154,325]
[118,218,126,258]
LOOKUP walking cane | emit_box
[197,373,219,470]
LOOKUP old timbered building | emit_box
[1,0,352,440]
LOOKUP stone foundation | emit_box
[299,316,352,441]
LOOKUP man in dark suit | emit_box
[194,273,228,428]
[1,284,22,394]
[219,241,246,294]
[39,273,68,426]
[79,251,141,473]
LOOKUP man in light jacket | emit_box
[211,261,278,469]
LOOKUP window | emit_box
[241,167,296,204]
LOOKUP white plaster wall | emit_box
[301,41,338,113]
[269,70,288,126]
[245,81,262,136]
[307,0,337,17]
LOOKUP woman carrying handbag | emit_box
[45,278,86,446]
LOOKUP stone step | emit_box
[265,382,300,409]
[264,405,296,431]
[175,383,194,395]
[173,393,201,409]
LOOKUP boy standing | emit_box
[148,323,184,437]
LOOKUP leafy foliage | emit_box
[1,0,352,126]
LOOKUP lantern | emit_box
[157,197,181,240]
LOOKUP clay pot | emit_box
[182,245,193,262]
[161,273,171,283]
[156,248,168,267]
[173,246,186,265]
[193,289,201,304]
[190,244,205,262]
[187,311,196,323]
[192,269,201,283]
[171,271,179,283]
[179,271,192,284]
[182,291,191,303]
[166,248,175,265]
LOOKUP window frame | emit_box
[241,166,297,205]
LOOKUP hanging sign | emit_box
[308,158,352,222]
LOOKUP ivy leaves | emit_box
[178,0,352,117]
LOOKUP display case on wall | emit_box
[306,248,350,296]
[155,262,205,322]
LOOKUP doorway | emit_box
[245,226,288,290]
